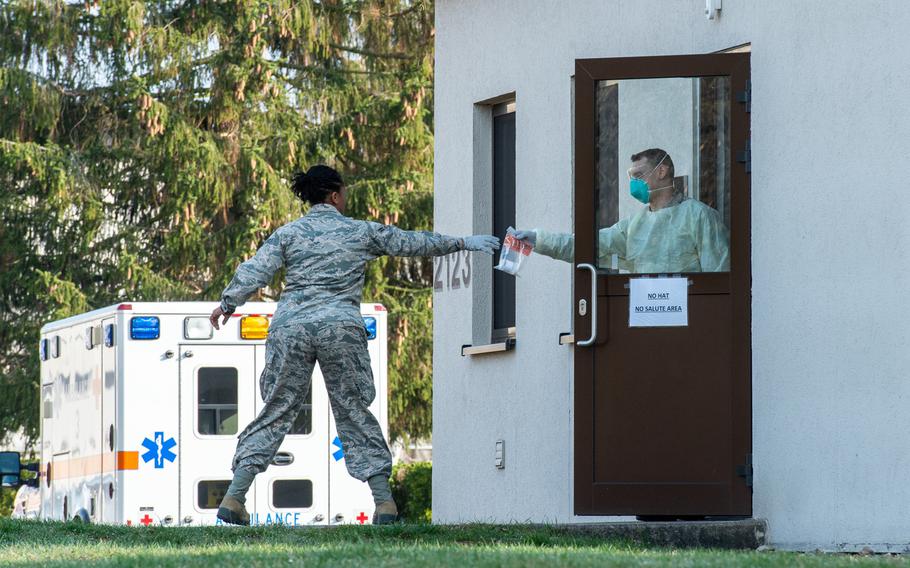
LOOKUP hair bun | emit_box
[291,165,344,206]
[291,171,315,201]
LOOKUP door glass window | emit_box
[197,480,230,509]
[289,387,312,435]
[198,368,238,435]
[272,479,313,508]
[594,76,731,274]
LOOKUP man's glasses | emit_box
[627,167,649,180]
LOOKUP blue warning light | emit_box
[130,317,160,340]
[363,317,377,340]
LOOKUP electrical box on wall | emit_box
[494,440,505,469]
[706,0,722,20]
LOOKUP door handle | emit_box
[183,350,193,358]
[271,452,294,466]
[576,263,597,347]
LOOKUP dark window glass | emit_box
[289,387,312,435]
[272,479,313,509]
[198,368,238,435]
[197,480,230,509]
[492,107,516,338]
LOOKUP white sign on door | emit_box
[628,277,688,327]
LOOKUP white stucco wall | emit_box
[433,0,910,551]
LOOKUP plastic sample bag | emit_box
[495,227,533,276]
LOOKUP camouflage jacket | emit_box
[220,204,463,328]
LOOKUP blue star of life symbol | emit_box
[331,436,344,461]
[141,432,177,468]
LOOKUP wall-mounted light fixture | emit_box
[706,0,722,20]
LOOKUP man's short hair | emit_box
[631,148,674,179]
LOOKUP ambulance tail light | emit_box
[363,317,377,340]
[240,315,269,340]
[130,317,160,340]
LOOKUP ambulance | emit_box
[30,301,388,526]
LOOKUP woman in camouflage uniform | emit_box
[210,165,499,525]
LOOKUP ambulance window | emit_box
[288,388,312,435]
[272,480,313,509]
[198,368,238,435]
[197,480,230,509]
[42,386,53,419]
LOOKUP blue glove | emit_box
[512,229,537,246]
[463,235,500,255]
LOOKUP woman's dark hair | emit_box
[291,165,344,205]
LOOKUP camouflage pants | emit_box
[231,321,391,481]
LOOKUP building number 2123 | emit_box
[433,250,471,292]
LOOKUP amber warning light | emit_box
[240,315,269,340]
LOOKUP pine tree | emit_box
[0,0,437,443]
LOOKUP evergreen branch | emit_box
[0,138,53,152]
[0,66,87,97]
[276,62,392,77]
[384,284,433,294]
[318,0,427,19]
[384,1,428,19]
[328,43,417,60]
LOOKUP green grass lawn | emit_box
[0,518,906,567]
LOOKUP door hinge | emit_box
[736,80,751,113]
[736,454,753,487]
[736,139,751,173]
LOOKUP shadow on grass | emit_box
[0,518,644,551]
[4,519,895,568]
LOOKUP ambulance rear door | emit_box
[178,344,257,525]
[251,341,330,527]
[328,309,388,525]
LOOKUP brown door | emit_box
[573,53,751,516]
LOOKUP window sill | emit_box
[461,338,516,356]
